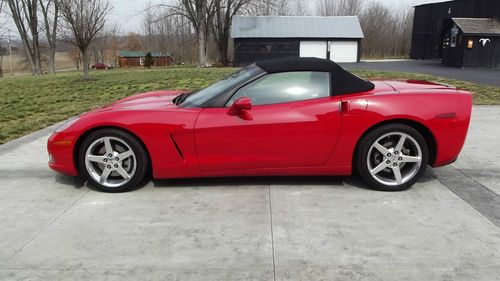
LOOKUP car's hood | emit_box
[96,90,191,112]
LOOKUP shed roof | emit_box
[231,16,364,39]
[414,0,454,7]
[118,51,173,58]
[452,18,500,36]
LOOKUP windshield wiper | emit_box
[172,94,183,105]
[173,93,190,105]
[174,90,200,106]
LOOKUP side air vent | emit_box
[169,134,184,160]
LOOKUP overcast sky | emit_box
[1,0,445,35]
[107,0,445,33]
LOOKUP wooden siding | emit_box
[411,0,500,60]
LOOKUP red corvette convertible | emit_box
[48,57,472,192]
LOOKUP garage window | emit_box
[238,43,255,52]
[278,43,292,52]
[259,43,273,53]
[227,71,330,106]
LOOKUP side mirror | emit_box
[228,97,252,116]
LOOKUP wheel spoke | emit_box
[370,162,388,175]
[103,137,113,154]
[392,166,403,184]
[401,155,421,163]
[99,167,112,184]
[115,166,131,180]
[373,142,390,155]
[117,150,133,160]
[395,135,406,152]
[85,136,138,188]
[87,155,106,163]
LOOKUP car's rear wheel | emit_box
[78,129,149,192]
[356,124,429,191]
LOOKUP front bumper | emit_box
[47,132,79,176]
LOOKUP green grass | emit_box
[0,66,498,144]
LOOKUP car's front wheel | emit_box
[78,129,149,192]
[356,124,429,191]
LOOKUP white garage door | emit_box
[329,41,358,63]
[300,41,327,59]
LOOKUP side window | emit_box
[227,71,330,106]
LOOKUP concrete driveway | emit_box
[340,60,500,87]
[1,106,500,281]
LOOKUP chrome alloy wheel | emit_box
[84,137,137,188]
[367,132,422,187]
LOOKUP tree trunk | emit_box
[198,26,208,67]
[81,50,90,80]
[196,0,209,67]
[217,36,229,66]
[48,49,56,74]
[30,2,42,75]
[20,39,37,74]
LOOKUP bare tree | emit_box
[0,30,7,78]
[212,0,252,65]
[142,1,156,49]
[165,14,197,63]
[165,0,216,67]
[60,0,112,80]
[125,32,143,51]
[316,0,364,16]
[0,46,7,78]
[39,0,59,74]
[359,1,413,58]
[1,1,10,77]
[5,0,42,75]
[290,0,310,16]
[106,24,121,67]
[245,0,291,16]
[67,45,81,69]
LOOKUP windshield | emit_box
[181,65,264,107]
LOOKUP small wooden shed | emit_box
[118,51,173,68]
[441,18,500,68]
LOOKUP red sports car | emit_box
[48,57,472,192]
[91,63,111,70]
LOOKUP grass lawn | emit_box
[1,66,499,144]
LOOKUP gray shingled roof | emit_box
[453,18,500,36]
[231,16,364,39]
[118,51,173,58]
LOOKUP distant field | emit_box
[0,66,499,144]
[0,52,76,75]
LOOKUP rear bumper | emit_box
[47,132,79,176]
[431,93,472,167]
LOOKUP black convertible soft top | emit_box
[255,57,375,95]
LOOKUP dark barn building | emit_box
[411,0,500,67]
[231,16,364,66]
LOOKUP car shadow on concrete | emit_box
[53,169,437,192]
[153,176,345,188]
[54,173,85,189]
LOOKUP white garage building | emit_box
[231,16,364,66]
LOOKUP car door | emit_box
[194,71,342,171]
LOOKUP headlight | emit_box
[55,117,80,133]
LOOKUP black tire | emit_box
[355,124,429,191]
[78,129,149,192]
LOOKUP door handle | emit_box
[341,100,368,114]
